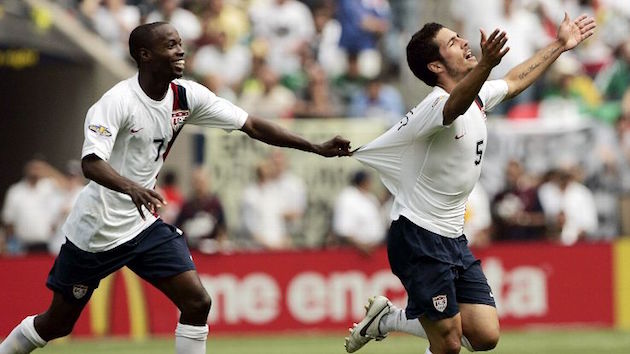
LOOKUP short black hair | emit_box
[406,23,444,87]
[128,22,169,67]
[350,170,369,187]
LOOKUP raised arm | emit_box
[82,154,165,220]
[240,115,351,157]
[503,13,596,100]
[443,29,510,125]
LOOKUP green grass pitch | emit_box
[37,329,630,353]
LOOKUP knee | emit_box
[36,315,75,340]
[442,336,462,354]
[468,327,500,351]
[471,331,500,351]
[181,291,212,317]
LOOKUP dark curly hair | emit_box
[406,23,444,87]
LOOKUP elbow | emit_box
[81,161,94,181]
[81,155,100,181]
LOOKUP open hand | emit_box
[479,28,510,68]
[557,13,596,51]
[315,136,352,157]
[127,186,166,220]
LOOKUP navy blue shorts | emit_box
[46,219,195,304]
[387,216,495,321]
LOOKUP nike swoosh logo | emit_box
[455,134,465,139]
[358,306,387,337]
[130,128,144,134]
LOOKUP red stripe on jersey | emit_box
[170,82,181,111]
[163,84,184,160]
[474,96,483,110]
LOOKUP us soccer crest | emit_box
[432,295,447,312]
[171,110,189,130]
[72,284,89,299]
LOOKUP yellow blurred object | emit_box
[31,5,53,31]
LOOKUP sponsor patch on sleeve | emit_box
[88,124,112,137]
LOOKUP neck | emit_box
[436,71,467,93]
[436,77,457,93]
[138,70,171,101]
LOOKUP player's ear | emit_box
[139,48,151,63]
[427,61,443,74]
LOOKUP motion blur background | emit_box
[1,0,630,352]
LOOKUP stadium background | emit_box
[1,0,630,353]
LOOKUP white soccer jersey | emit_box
[354,80,508,238]
[62,74,248,252]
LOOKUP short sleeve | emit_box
[478,80,508,111]
[183,80,248,132]
[411,93,449,138]
[81,93,126,161]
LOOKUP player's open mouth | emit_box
[465,50,474,60]
[173,59,185,70]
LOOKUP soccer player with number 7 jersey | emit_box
[0,22,351,354]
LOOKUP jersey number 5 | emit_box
[475,140,484,165]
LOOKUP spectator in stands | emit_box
[539,54,606,121]
[158,170,184,224]
[192,31,252,90]
[464,182,492,248]
[333,52,369,112]
[491,0,551,114]
[491,160,547,242]
[196,0,250,49]
[269,149,308,241]
[1,158,66,254]
[610,89,630,195]
[311,4,346,78]
[538,165,598,245]
[451,0,502,55]
[49,160,87,255]
[348,75,404,125]
[336,0,391,79]
[293,60,343,118]
[90,0,141,59]
[238,63,297,119]
[146,0,202,45]
[596,38,630,101]
[240,161,292,250]
[175,167,228,253]
[249,0,316,77]
[332,170,386,255]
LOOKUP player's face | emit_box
[434,27,477,81]
[149,24,185,79]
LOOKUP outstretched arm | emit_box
[240,115,351,157]
[503,13,596,100]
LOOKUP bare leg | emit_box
[419,314,463,354]
[150,270,211,354]
[459,303,500,351]
[150,270,211,325]
[0,292,86,354]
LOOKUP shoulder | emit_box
[172,79,214,97]
[416,89,449,113]
[97,79,134,107]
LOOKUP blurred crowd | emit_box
[2,0,630,256]
[56,0,414,124]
